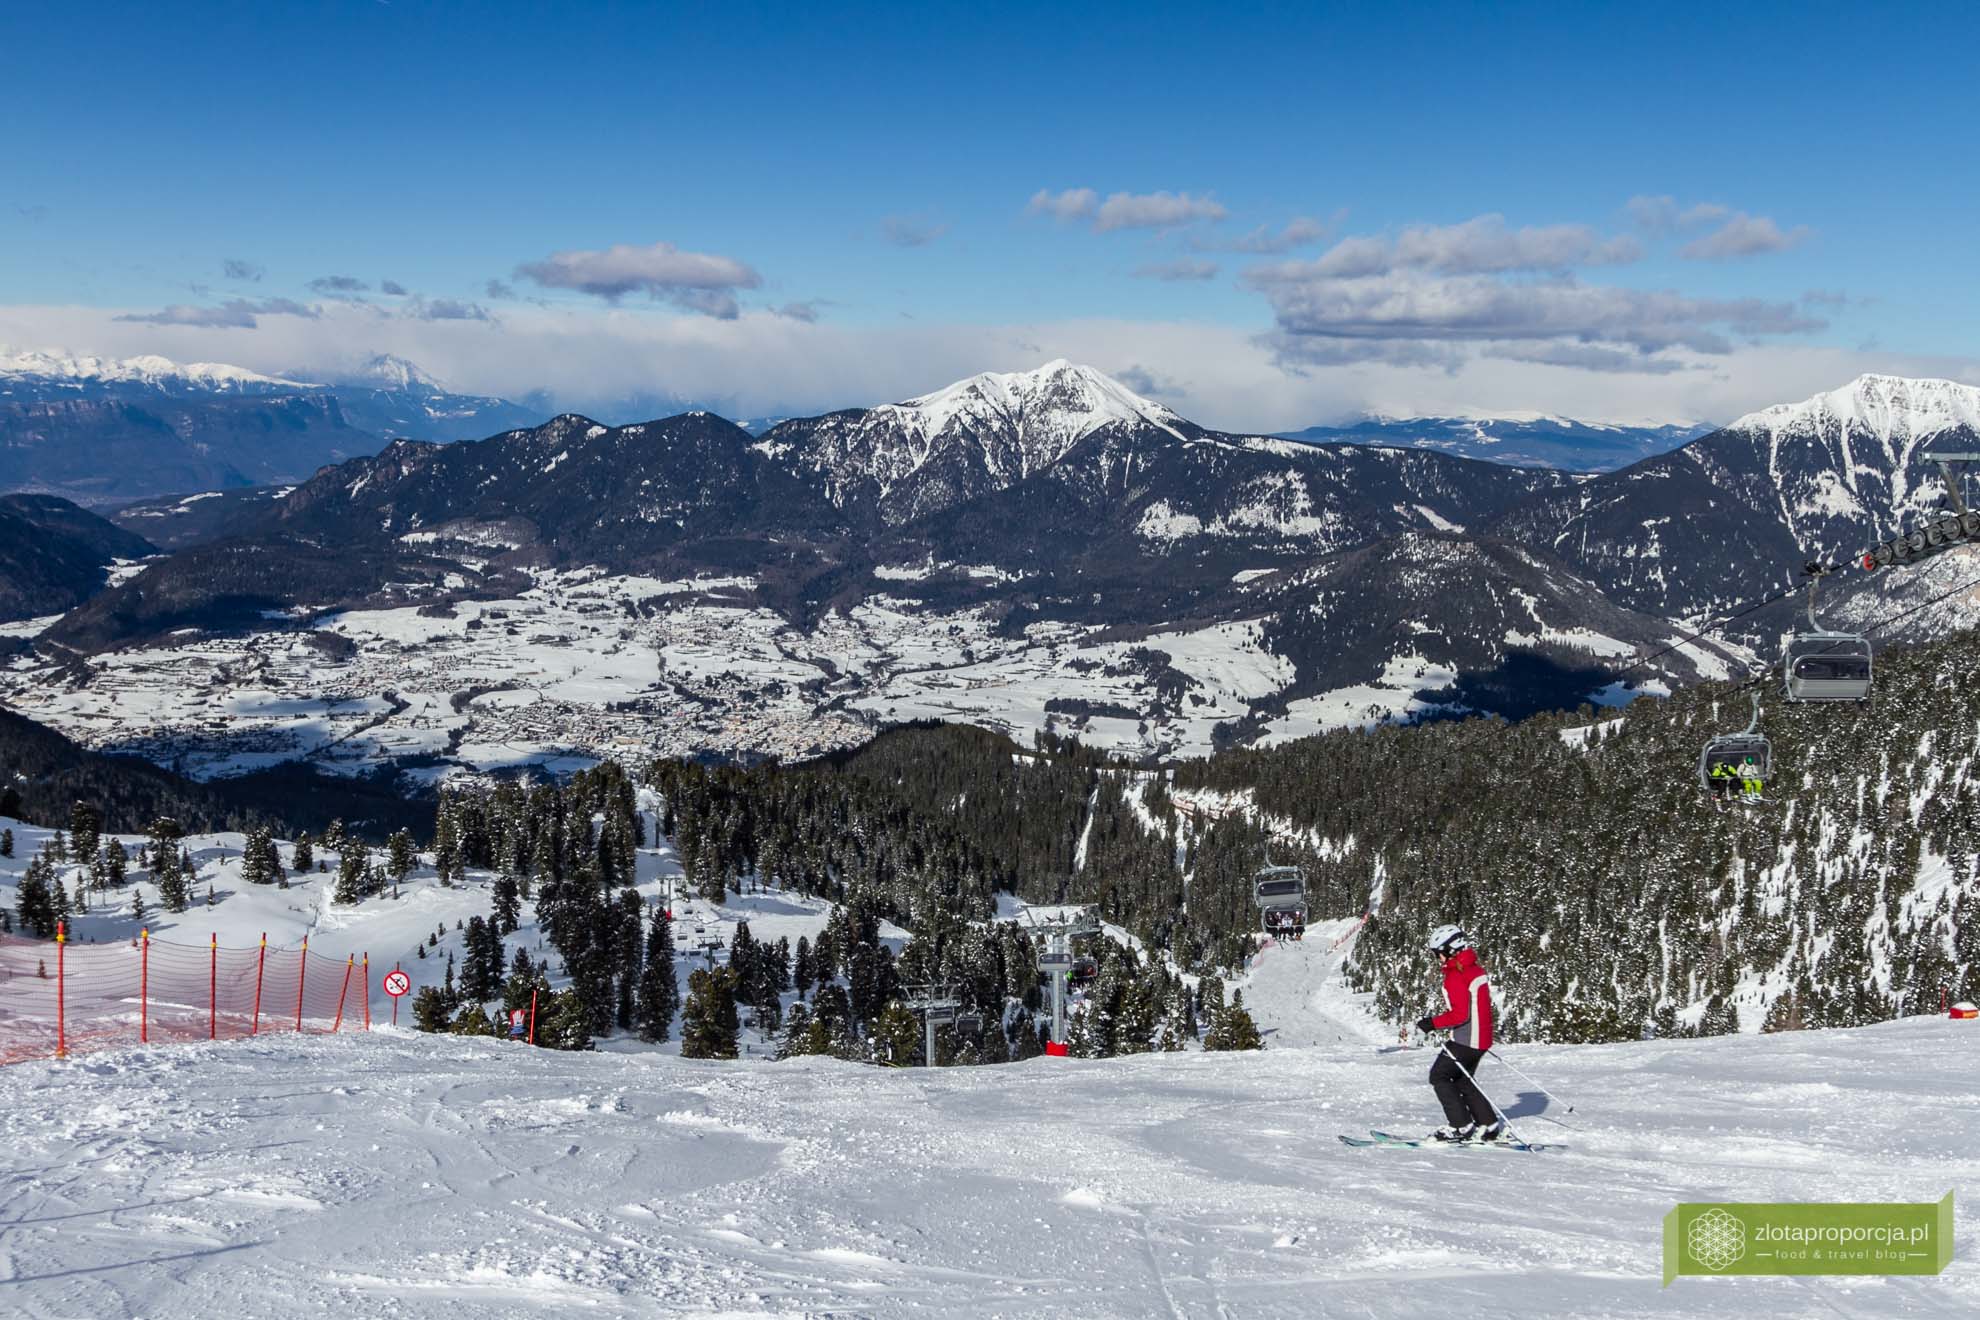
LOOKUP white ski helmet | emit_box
[1427,924,1471,955]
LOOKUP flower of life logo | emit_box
[1687,1208,1746,1271]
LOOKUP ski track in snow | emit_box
[2,1006,1978,1316]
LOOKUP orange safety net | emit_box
[0,928,370,1065]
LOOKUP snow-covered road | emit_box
[2,1018,1975,1318]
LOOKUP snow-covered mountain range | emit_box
[757,360,1194,524]
[0,348,313,397]
[315,353,544,444]
[1279,411,1714,471]
[1491,373,1980,623]
[3,362,1974,779]
[1729,372,1980,441]
[0,350,545,503]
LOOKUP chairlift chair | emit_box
[1783,634,1873,702]
[1254,860,1308,937]
[1781,567,1872,702]
[1698,691,1773,791]
[1252,863,1305,908]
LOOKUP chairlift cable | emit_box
[1609,581,1807,685]
[1613,527,1947,689]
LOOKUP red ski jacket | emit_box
[1432,947,1493,1051]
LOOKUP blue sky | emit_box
[4,1,1977,427]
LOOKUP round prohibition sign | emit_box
[382,969,412,998]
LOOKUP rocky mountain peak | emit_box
[892,359,1185,441]
[338,353,446,393]
[1729,374,1980,442]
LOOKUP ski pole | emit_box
[1487,1047,1577,1117]
[1439,1042,1529,1148]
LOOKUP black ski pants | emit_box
[1429,1042,1495,1127]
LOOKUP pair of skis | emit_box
[1338,1129,1554,1153]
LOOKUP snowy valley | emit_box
[32,360,1974,779]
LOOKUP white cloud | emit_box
[12,299,1975,436]
[1235,207,1827,378]
[1294,214,1640,278]
[1628,196,1806,259]
[1191,216,1332,254]
[1246,265,1819,359]
[112,297,319,328]
[1132,259,1220,282]
[1027,188,1100,223]
[1093,191,1226,233]
[1484,340,1693,375]
[1680,212,1810,260]
[1029,188,1226,232]
[404,297,492,322]
[515,240,762,317]
[1626,196,1731,234]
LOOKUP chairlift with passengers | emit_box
[1782,563,1873,703]
[1677,451,1980,802]
[1698,690,1773,796]
[1253,859,1307,936]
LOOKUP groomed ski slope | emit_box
[2,1012,1975,1317]
[1240,916,1397,1050]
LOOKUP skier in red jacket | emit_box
[1414,924,1503,1142]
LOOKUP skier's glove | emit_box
[1415,1016,1436,1034]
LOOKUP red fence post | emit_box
[209,932,218,1039]
[295,936,308,1033]
[528,988,538,1046]
[140,928,150,1044]
[252,933,266,1035]
[55,921,67,1060]
[333,955,353,1032]
[362,953,370,1031]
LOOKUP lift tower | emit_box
[1023,906,1103,1048]
[902,982,961,1068]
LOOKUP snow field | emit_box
[6,809,1980,1316]
[2,1014,1976,1317]
[1258,653,1461,744]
